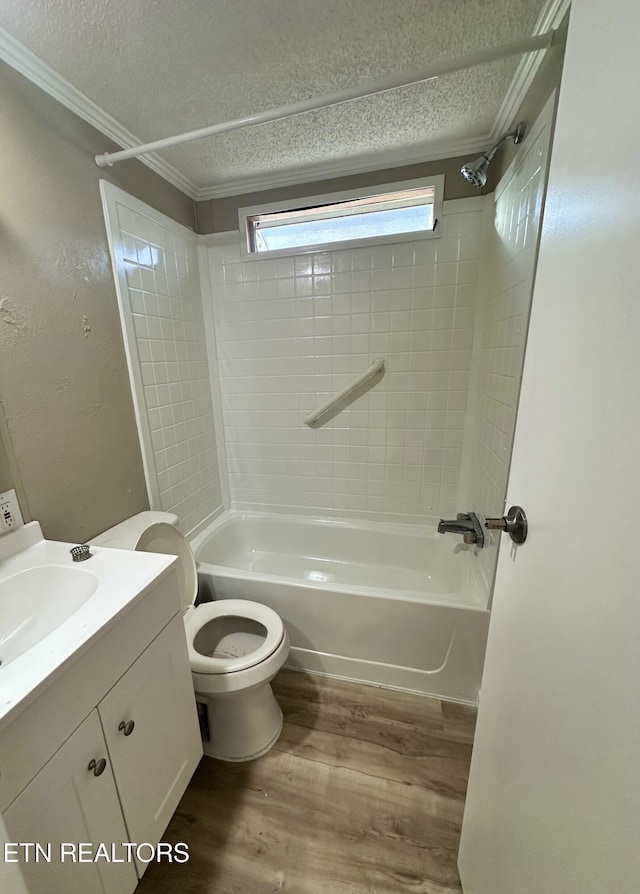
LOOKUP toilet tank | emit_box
[90,511,198,613]
[90,511,180,549]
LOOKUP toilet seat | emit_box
[185,599,284,675]
[135,522,198,611]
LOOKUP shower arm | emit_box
[481,123,526,164]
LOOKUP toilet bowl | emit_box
[90,511,290,761]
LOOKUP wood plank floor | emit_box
[137,670,476,894]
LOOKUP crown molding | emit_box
[193,135,491,200]
[2,0,569,205]
[195,0,570,201]
[490,0,570,140]
[0,26,199,200]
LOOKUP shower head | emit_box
[461,122,526,188]
[461,154,491,188]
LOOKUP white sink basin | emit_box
[0,521,178,731]
[0,565,99,669]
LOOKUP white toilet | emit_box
[91,511,290,762]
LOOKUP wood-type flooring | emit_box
[137,670,476,894]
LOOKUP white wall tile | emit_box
[208,202,484,524]
[110,198,224,534]
[463,108,554,598]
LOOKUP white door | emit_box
[458,2,640,892]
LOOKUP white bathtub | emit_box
[191,511,489,703]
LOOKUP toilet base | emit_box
[199,681,284,762]
[203,713,283,763]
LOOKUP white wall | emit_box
[101,184,225,536]
[459,0,640,886]
[462,96,555,597]
[206,197,485,525]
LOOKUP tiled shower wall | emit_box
[206,197,484,525]
[463,97,555,595]
[104,185,224,535]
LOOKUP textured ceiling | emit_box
[0,0,546,192]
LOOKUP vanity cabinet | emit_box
[0,575,202,894]
[3,711,137,894]
[98,614,201,876]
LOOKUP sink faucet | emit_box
[437,512,485,548]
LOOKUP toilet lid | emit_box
[135,522,198,611]
[185,599,284,674]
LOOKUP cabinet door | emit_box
[98,614,201,873]
[3,711,137,894]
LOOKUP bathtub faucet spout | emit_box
[437,512,485,548]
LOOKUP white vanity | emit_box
[0,522,202,894]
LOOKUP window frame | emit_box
[238,174,444,259]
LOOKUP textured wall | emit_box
[207,198,484,525]
[0,61,195,541]
[0,428,15,494]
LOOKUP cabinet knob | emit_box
[88,758,107,776]
[118,719,135,736]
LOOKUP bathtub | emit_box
[191,511,490,703]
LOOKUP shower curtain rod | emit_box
[95,30,559,169]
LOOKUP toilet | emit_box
[90,511,290,762]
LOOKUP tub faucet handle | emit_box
[484,506,528,544]
[437,512,485,548]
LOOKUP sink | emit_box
[0,565,98,669]
[0,520,178,731]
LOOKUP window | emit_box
[239,176,443,258]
